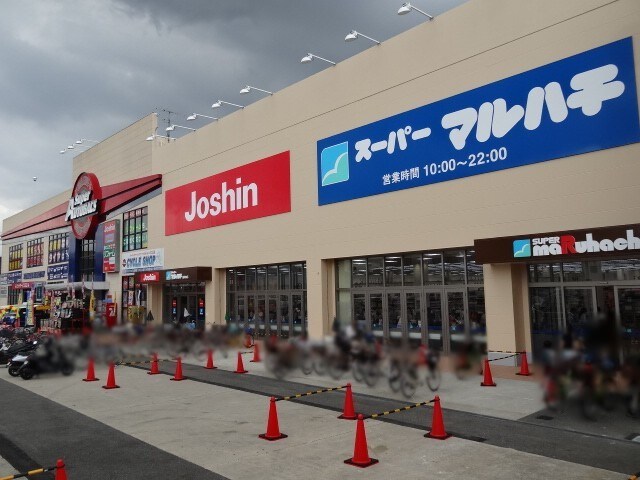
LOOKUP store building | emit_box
[3,0,640,360]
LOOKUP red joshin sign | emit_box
[165,151,291,236]
[137,272,160,283]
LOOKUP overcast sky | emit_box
[0,0,467,230]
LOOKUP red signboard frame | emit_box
[164,151,291,236]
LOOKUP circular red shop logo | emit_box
[66,172,102,239]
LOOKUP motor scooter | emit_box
[18,347,74,380]
[6,341,40,376]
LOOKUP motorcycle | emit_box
[18,347,75,380]
[5,341,40,375]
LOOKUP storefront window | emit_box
[444,250,465,285]
[246,267,257,290]
[79,239,95,281]
[467,288,486,336]
[279,265,290,290]
[403,254,421,286]
[9,244,23,271]
[225,262,307,337]
[257,266,267,290]
[562,261,592,282]
[528,263,561,283]
[292,263,305,289]
[423,253,442,285]
[599,259,640,282]
[367,257,384,287]
[26,238,44,268]
[122,207,148,252]
[352,259,367,288]
[385,256,402,287]
[227,268,235,291]
[48,233,69,264]
[267,266,278,290]
[236,267,246,291]
[465,250,483,284]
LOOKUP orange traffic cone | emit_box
[344,414,378,467]
[102,363,120,389]
[204,349,217,369]
[148,353,160,375]
[424,395,451,440]
[516,352,532,376]
[82,358,99,382]
[259,397,287,441]
[235,351,248,374]
[170,357,185,381]
[55,459,68,480]
[250,343,261,363]
[338,383,357,420]
[481,358,497,387]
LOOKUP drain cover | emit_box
[536,415,554,421]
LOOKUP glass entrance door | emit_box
[564,287,596,339]
[405,291,423,342]
[425,291,443,351]
[616,287,640,357]
[279,294,291,338]
[446,290,467,352]
[387,292,403,339]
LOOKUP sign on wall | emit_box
[317,38,640,205]
[66,172,102,239]
[6,272,22,284]
[47,264,69,281]
[102,219,121,273]
[121,248,164,274]
[23,271,46,280]
[165,151,291,236]
[475,223,640,264]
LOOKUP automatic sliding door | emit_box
[279,294,290,338]
[370,293,383,338]
[564,287,595,339]
[292,294,303,336]
[405,291,422,342]
[616,287,640,358]
[256,295,266,336]
[268,295,277,335]
[387,292,402,339]
[446,290,466,352]
[426,292,443,351]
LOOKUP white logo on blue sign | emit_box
[513,239,531,258]
[320,142,349,186]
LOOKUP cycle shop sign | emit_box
[121,248,164,274]
[317,38,640,205]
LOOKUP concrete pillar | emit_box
[209,268,224,329]
[147,284,162,325]
[307,257,333,340]
[483,263,532,364]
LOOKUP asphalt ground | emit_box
[0,366,626,480]
[138,359,639,475]
[0,377,229,480]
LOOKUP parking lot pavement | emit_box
[0,366,627,480]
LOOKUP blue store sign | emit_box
[47,264,69,281]
[317,38,640,205]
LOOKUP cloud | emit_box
[0,0,468,229]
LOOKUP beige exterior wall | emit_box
[2,0,639,349]
[72,114,156,186]
[148,0,640,343]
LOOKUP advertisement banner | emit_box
[121,248,164,274]
[47,264,69,281]
[102,219,120,273]
[165,151,291,236]
[317,38,640,205]
[7,272,22,284]
[23,271,46,280]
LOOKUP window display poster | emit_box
[103,219,120,273]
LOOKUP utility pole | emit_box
[154,107,177,138]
